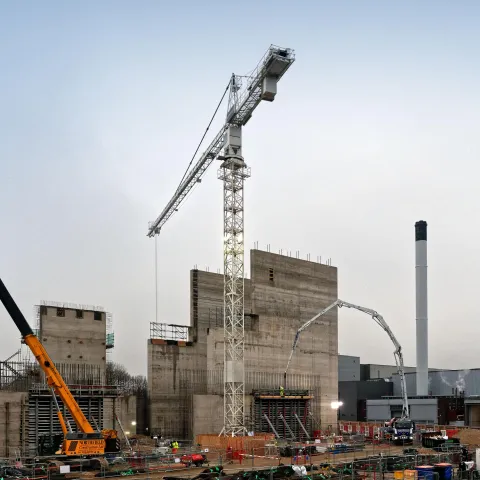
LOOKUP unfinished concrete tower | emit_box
[415,220,428,396]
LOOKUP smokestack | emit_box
[415,220,428,396]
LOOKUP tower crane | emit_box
[284,300,410,422]
[147,45,295,436]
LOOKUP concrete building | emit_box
[148,249,338,439]
[0,301,138,457]
[37,302,113,383]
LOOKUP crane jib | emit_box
[147,46,295,237]
[0,278,34,338]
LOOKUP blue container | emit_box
[416,465,435,480]
[434,463,453,480]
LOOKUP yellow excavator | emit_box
[0,278,120,458]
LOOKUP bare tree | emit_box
[106,362,147,396]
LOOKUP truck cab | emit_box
[393,419,415,444]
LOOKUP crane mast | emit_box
[284,299,409,420]
[147,46,295,436]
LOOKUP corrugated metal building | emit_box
[339,379,392,421]
[338,355,360,382]
[392,369,475,397]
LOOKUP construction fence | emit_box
[0,445,473,480]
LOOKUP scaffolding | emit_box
[252,389,313,440]
[150,322,190,341]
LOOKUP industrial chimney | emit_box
[415,220,428,396]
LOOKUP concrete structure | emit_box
[37,302,113,383]
[0,301,142,456]
[148,249,338,439]
[415,220,428,396]
[339,355,360,382]
[0,392,28,457]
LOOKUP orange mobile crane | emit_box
[0,278,119,458]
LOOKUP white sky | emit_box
[1,1,479,375]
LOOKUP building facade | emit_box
[148,249,339,439]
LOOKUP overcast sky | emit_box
[1,1,479,376]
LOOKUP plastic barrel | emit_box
[434,463,453,480]
[416,465,435,480]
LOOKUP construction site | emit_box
[1,44,479,480]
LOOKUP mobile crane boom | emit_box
[0,278,115,456]
[284,299,409,419]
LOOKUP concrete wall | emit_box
[0,392,27,457]
[103,395,137,432]
[148,249,339,438]
[39,306,107,381]
[192,395,223,438]
[339,355,360,382]
[147,342,200,438]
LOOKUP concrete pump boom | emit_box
[284,299,409,419]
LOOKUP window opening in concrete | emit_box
[94,311,102,321]
[76,309,84,319]
[269,268,274,282]
[57,308,65,317]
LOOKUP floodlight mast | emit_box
[147,45,295,436]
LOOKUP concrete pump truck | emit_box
[284,299,415,444]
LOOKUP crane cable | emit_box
[175,79,232,194]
